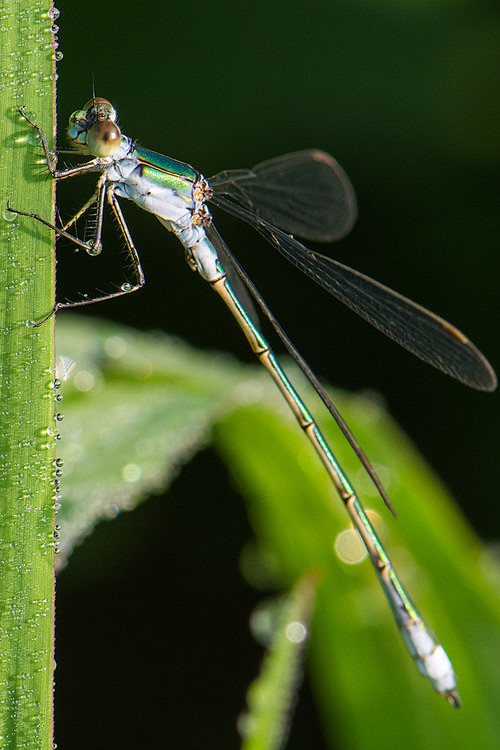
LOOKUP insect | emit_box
[9,98,497,706]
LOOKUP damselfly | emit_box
[9,98,497,707]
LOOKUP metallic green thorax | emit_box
[134,145,199,196]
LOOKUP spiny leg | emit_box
[45,187,145,312]
[107,187,145,293]
[7,175,107,256]
[17,106,105,181]
[17,105,58,174]
[7,181,145,325]
[61,188,100,233]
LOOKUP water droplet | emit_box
[74,370,94,391]
[86,242,101,256]
[27,130,41,146]
[285,620,307,644]
[105,335,126,358]
[48,7,61,20]
[3,209,16,222]
[22,109,37,121]
[121,282,132,292]
[122,464,142,483]
[54,51,63,61]
[334,528,367,564]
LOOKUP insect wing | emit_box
[209,149,357,243]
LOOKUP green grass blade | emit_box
[0,3,57,748]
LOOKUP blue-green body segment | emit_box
[134,145,198,195]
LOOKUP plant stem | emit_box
[0,2,57,748]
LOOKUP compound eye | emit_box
[87,120,121,157]
[83,97,117,122]
[68,109,87,125]
[67,110,91,151]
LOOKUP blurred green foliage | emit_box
[56,318,500,749]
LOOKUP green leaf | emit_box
[56,315,500,749]
[216,388,500,749]
[240,575,317,750]
[0,3,57,749]
[55,315,265,566]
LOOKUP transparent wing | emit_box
[209,149,357,243]
[210,194,497,392]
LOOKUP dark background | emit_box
[51,1,499,747]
